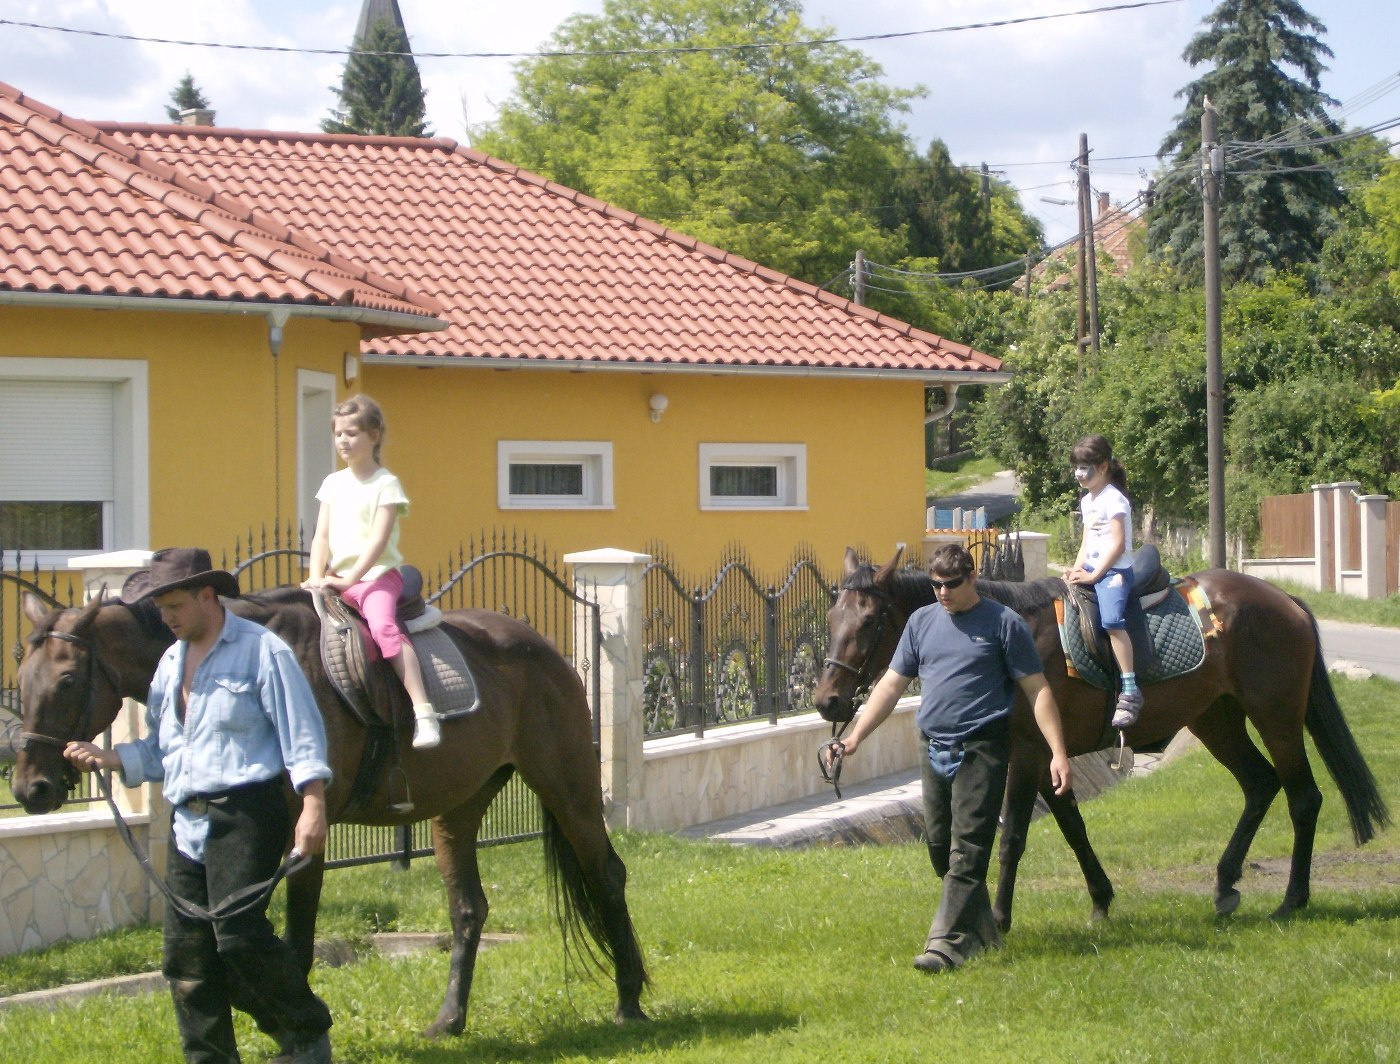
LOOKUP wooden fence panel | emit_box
[1257,493,1313,559]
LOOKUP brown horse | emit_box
[814,547,1390,929]
[11,588,648,1040]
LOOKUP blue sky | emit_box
[4,0,1396,244]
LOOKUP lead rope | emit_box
[93,769,312,923]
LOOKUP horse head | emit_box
[812,546,908,723]
[12,593,128,813]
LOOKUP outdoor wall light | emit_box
[648,393,669,423]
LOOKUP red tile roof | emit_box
[0,84,438,325]
[1,81,1001,377]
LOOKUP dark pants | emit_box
[162,778,331,1064]
[920,731,1010,967]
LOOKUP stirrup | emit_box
[387,762,414,814]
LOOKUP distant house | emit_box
[1023,192,1144,293]
[0,81,1008,577]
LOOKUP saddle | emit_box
[1054,545,1219,692]
[315,567,480,731]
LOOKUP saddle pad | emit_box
[1056,582,1208,691]
[317,591,382,728]
[407,626,480,720]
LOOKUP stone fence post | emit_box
[563,548,651,830]
[1357,493,1388,600]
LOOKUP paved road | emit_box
[1317,619,1400,681]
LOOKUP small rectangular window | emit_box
[498,442,613,510]
[699,444,806,510]
[0,502,104,551]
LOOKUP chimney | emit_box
[1097,191,1111,218]
[178,107,216,127]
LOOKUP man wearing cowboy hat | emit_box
[65,548,334,1064]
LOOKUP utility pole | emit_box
[1077,133,1100,359]
[853,248,866,306]
[1202,98,1226,569]
[1075,137,1088,367]
[980,162,991,212]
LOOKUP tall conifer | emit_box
[1148,0,1343,283]
[323,13,431,137]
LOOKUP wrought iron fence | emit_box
[2,530,601,861]
[640,544,838,738]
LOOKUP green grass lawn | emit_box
[2,678,1397,1062]
[1272,579,1400,629]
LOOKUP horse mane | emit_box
[844,562,1064,620]
[976,577,1066,618]
[238,586,314,609]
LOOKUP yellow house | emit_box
[1,81,1007,582]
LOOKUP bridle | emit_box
[19,627,120,765]
[20,621,309,922]
[817,583,900,799]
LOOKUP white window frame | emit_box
[0,357,149,567]
[296,370,337,544]
[497,441,614,510]
[699,443,807,511]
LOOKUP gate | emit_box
[640,545,837,738]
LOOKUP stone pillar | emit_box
[1008,531,1050,580]
[1311,484,1334,591]
[563,548,651,830]
[1330,482,1359,591]
[1357,494,1389,600]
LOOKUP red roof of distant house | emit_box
[0,81,1002,378]
[1027,191,1143,293]
[0,84,438,326]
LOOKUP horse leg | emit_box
[424,766,513,1039]
[1041,782,1114,923]
[517,757,648,1023]
[1188,698,1283,917]
[1247,708,1324,919]
[993,757,1041,933]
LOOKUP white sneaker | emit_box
[412,705,441,749]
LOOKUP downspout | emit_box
[266,308,291,531]
[925,383,959,425]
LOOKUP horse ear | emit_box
[21,591,54,626]
[69,594,105,637]
[873,545,905,588]
[843,547,860,577]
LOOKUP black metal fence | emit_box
[640,544,839,738]
[2,530,603,866]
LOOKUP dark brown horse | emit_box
[814,547,1389,929]
[11,588,647,1040]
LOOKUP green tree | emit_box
[323,18,431,137]
[165,73,211,122]
[1148,0,1344,284]
[475,0,919,284]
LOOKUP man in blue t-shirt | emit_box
[831,544,1071,973]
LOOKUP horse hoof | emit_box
[1089,904,1110,923]
[1271,895,1307,920]
[422,1017,463,1041]
[615,1004,650,1025]
[1214,889,1241,917]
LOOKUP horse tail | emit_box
[1293,598,1392,845]
[542,808,650,988]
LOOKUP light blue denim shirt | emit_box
[115,609,332,861]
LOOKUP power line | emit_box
[0,1,1185,61]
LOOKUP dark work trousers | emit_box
[161,777,331,1064]
[920,731,1010,967]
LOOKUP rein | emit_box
[24,626,308,923]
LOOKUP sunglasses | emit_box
[929,575,967,591]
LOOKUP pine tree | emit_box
[1148,0,1344,284]
[165,73,211,123]
[323,18,431,137]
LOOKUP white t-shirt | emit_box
[316,466,409,580]
[1080,483,1133,572]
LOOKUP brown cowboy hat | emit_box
[121,547,240,603]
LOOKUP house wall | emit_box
[2,305,358,555]
[363,365,929,574]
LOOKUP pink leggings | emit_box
[342,568,406,660]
